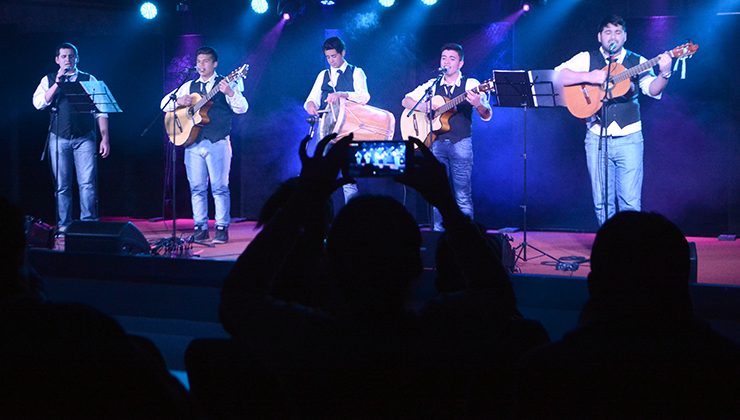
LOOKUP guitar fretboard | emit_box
[611,55,663,84]
[192,71,244,112]
[435,86,481,116]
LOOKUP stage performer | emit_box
[402,43,492,231]
[32,42,111,233]
[555,15,672,226]
[304,36,370,203]
[160,46,248,244]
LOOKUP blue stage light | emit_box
[420,0,438,5]
[140,2,158,20]
[251,0,269,14]
[320,0,336,5]
[379,0,395,7]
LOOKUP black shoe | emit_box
[213,225,228,244]
[193,225,209,241]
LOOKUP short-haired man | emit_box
[304,36,370,203]
[402,43,492,231]
[32,42,111,233]
[160,46,248,243]
[555,15,672,226]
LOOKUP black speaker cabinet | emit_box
[65,221,150,255]
[420,230,515,272]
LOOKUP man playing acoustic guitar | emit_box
[555,15,672,226]
[160,46,248,244]
[402,43,492,232]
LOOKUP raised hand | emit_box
[298,133,354,197]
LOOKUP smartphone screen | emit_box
[346,141,407,177]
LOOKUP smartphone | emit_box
[345,141,408,177]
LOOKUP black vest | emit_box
[320,64,355,109]
[190,77,234,143]
[46,72,95,138]
[437,76,473,142]
[588,49,642,129]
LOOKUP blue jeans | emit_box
[431,137,474,231]
[584,130,644,226]
[184,138,232,228]
[48,132,98,229]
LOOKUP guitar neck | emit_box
[437,86,480,114]
[611,55,662,84]
[192,76,236,111]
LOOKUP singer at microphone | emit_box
[32,41,111,234]
[437,67,448,75]
[552,15,674,227]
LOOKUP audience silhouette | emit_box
[0,196,192,418]
[514,211,740,419]
[214,134,548,418]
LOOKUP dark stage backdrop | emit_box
[2,0,737,236]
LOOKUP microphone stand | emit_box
[143,75,199,257]
[406,70,445,139]
[597,47,616,225]
[407,70,444,227]
[41,72,67,237]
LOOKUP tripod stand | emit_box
[492,70,561,263]
[141,77,198,257]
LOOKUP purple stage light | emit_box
[522,3,531,12]
[282,12,290,20]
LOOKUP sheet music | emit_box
[79,80,123,113]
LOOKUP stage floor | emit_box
[53,217,739,286]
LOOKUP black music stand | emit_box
[492,70,561,263]
[60,80,122,114]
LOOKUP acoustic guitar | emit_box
[164,64,249,147]
[563,42,698,118]
[400,79,494,147]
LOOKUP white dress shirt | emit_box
[303,61,370,111]
[404,72,492,122]
[160,73,248,114]
[32,69,108,119]
[555,47,660,136]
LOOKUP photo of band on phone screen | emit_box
[346,141,406,177]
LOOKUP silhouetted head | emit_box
[326,195,422,314]
[588,211,692,315]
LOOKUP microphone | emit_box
[60,67,72,82]
[437,67,448,75]
[608,41,617,54]
[181,66,199,75]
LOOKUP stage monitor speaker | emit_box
[688,241,698,283]
[65,221,150,255]
[24,216,55,249]
[420,230,515,273]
